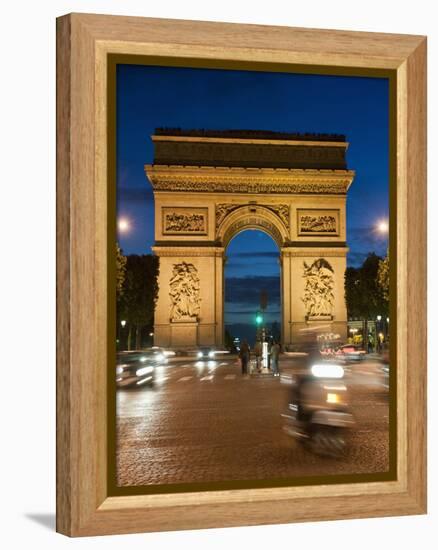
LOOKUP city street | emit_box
[116,355,389,487]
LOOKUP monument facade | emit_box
[145,129,355,348]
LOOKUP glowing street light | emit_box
[121,319,126,328]
[377,220,389,234]
[118,217,131,234]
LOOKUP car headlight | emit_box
[197,351,203,358]
[116,366,124,375]
[155,353,165,362]
[208,351,214,358]
[136,366,154,376]
[311,364,344,379]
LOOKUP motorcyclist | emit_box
[289,343,321,422]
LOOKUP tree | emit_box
[378,249,390,302]
[345,253,387,350]
[116,243,127,298]
[224,329,236,352]
[119,255,159,350]
[271,321,281,343]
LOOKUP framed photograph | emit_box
[56,13,427,536]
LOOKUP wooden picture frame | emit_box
[56,13,427,537]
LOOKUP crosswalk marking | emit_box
[200,375,214,381]
[224,374,236,380]
[177,376,192,382]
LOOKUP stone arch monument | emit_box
[145,129,355,348]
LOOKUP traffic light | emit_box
[255,312,263,325]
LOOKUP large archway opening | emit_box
[224,229,281,349]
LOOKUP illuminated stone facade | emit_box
[145,129,355,348]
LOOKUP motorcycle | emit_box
[282,362,355,457]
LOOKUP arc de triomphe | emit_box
[145,129,355,349]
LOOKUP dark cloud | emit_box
[225,276,280,306]
[348,226,388,249]
[117,186,152,202]
[347,226,388,267]
[347,251,369,267]
[225,308,281,315]
[227,251,279,259]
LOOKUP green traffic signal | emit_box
[255,313,263,325]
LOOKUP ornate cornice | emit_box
[145,165,355,195]
[281,247,349,258]
[152,246,225,257]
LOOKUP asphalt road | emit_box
[116,355,390,487]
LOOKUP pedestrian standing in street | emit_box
[239,339,250,375]
[254,339,263,372]
[270,340,281,376]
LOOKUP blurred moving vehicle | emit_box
[380,350,390,391]
[196,347,217,359]
[116,350,167,388]
[320,343,365,362]
[282,361,355,457]
[338,344,366,361]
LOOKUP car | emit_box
[116,350,166,388]
[336,344,366,362]
[196,347,216,359]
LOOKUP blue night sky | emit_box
[116,64,389,332]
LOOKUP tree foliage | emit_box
[118,255,160,348]
[116,243,127,297]
[378,250,390,302]
[224,329,236,352]
[345,253,388,320]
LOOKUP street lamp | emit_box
[121,319,127,328]
[118,217,131,234]
[376,220,389,234]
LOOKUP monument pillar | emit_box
[281,247,349,346]
[152,246,225,349]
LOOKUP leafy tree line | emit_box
[116,244,159,350]
[344,251,389,349]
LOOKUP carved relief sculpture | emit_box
[302,258,335,318]
[267,204,290,229]
[215,204,241,229]
[298,209,340,236]
[169,262,201,321]
[301,215,336,233]
[162,207,207,235]
[216,203,290,230]
[165,212,205,232]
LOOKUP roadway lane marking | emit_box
[200,375,214,381]
[177,376,193,382]
[219,362,228,366]
[224,374,236,380]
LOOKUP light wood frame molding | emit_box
[56,13,427,536]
